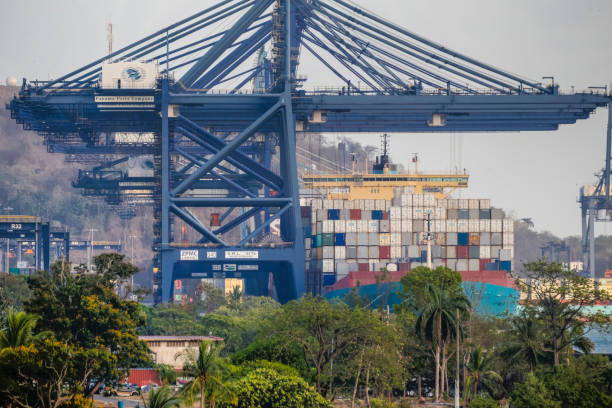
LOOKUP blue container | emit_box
[500,261,512,271]
[420,250,428,263]
[335,233,346,246]
[328,209,340,220]
[303,226,311,237]
[118,402,125,408]
[323,273,336,286]
[371,210,383,220]
[485,261,500,271]
[458,232,469,246]
[458,209,470,219]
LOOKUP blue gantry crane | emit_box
[8,0,611,303]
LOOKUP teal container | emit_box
[315,235,322,248]
[322,233,334,246]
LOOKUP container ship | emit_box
[299,135,519,316]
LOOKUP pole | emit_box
[87,228,98,272]
[455,308,460,408]
[426,212,432,269]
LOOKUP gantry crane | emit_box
[8,0,611,303]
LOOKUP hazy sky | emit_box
[2,0,612,237]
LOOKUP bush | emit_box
[540,364,612,408]
[469,395,499,408]
[369,397,397,408]
[220,368,331,408]
[510,373,560,408]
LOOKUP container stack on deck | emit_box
[300,189,514,295]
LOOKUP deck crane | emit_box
[7,0,611,303]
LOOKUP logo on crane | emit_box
[122,67,145,81]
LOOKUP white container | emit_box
[423,193,436,207]
[437,199,448,209]
[390,206,402,219]
[391,245,402,259]
[334,246,346,259]
[468,259,480,271]
[447,199,459,209]
[479,199,491,209]
[413,207,424,219]
[322,246,334,259]
[446,220,458,232]
[323,259,334,272]
[456,259,468,271]
[364,199,375,211]
[503,233,514,248]
[375,200,386,210]
[468,220,479,232]
[446,258,457,271]
[315,221,322,235]
[379,220,390,233]
[322,199,334,209]
[458,199,469,209]
[334,220,345,233]
[390,220,402,232]
[390,233,401,245]
[400,194,413,206]
[503,219,514,232]
[379,233,391,246]
[357,220,368,232]
[322,220,334,233]
[402,219,412,232]
[434,220,445,232]
[490,219,503,232]
[458,219,469,232]
[434,207,447,220]
[412,194,424,207]
[479,245,491,259]
[317,209,327,221]
[368,220,379,232]
[401,206,413,219]
[500,248,513,261]
[479,219,491,232]
[346,220,357,232]
[468,199,479,209]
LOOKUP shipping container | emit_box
[479,246,491,259]
[500,248,513,261]
[380,220,390,232]
[357,232,369,246]
[458,199,469,209]
[503,219,514,232]
[335,233,346,246]
[469,209,480,219]
[447,199,459,209]
[503,232,514,247]
[469,245,480,259]
[447,209,458,219]
[490,219,502,232]
[401,206,412,219]
[408,245,420,258]
[369,246,379,259]
[413,207,424,219]
[391,220,402,232]
[323,259,334,273]
[468,259,480,271]
[369,232,379,245]
[468,219,479,232]
[446,258,457,271]
[335,246,346,259]
[357,246,369,259]
[379,233,391,246]
[346,220,357,232]
[357,220,368,232]
[458,219,469,232]
[491,246,502,259]
[347,246,357,259]
[456,259,468,271]
[435,233,446,245]
[402,219,412,232]
[469,233,480,246]
[491,208,504,219]
[491,232,502,245]
[379,246,391,259]
[479,209,491,219]
[457,245,469,259]
[458,232,469,246]
[447,232,458,246]
[479,199,491,209]
[435,207,447,220]
[446,219,458,232]
[368,220,379,232]
[446,245,457,258]
[350,209,362,220]
[413,195,424,206]
[390,233,401,245]
[322,220,334,233]
[480,232,491,245]
[458,209,469,219]
[346,232,357,246]
[413,219,424,232]
[317,209,328,221]
[322,233,334,246]
[340,209,349,220]
[334,220,346,233]
[402,232,412,245]
[322,246,334,259]
[391,245,402,259]
[479,219,491,232]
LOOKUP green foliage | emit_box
[0,274,30,318]
[143,385,181,408]
[538,363,612,408]
[510,373,560,408]
[237,359,301,378]
[400,266,463,311]
[466,346,503,399]
[0,308,39,348]
[24,256,151,393]
[468,395,500,408]
[155,363,178,385]
[219,367,331,408]
[369,397,398,408]
[140,303,207,335]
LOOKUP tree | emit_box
[219,368,331,408]
[415,284,470,401]
[156,364,178,385]
[181,340,233,408]
[465,346,502,399]
[143,385,182,408]
[0,274,30,319]
[0,308,39,348]
[515,260,611,366]
[24,256,151,396]
[502,309,546,372]
[226,286,243,311]
[268,295,376,395]
[400,266,463,312]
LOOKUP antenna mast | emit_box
[107,23,113,56]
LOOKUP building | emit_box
[139,335,223,369]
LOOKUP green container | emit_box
[322,233,334,246]
[315,235,322,248]
[9,268,19,275]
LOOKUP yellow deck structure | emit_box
[302,172,469,200]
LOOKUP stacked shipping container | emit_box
[301,191,514,291]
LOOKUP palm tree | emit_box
[0,308,38,348]
[142,385,181,408]
[180,340,231,408]
[502,312,545,372]
[227,286,242,311]
[465,346,502,399]
[416,285,470,401]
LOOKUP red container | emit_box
[398,262,411,271]
[480,259,490,271]
[300,206,311,218]
[379,245,391,259]
[382,212,389,220]
[457,245,469,259]
[125,369,161,387]
[358,262,369,272]
[350,209,362,220]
